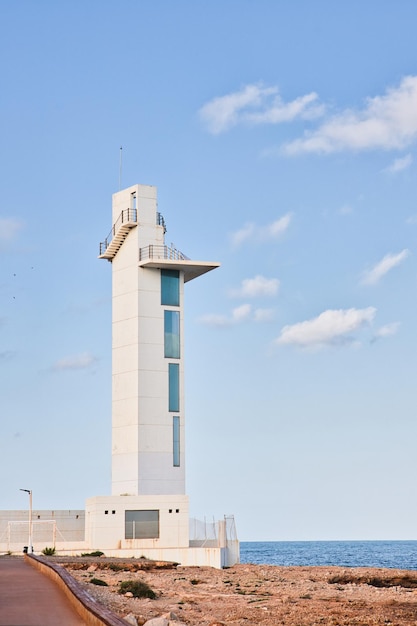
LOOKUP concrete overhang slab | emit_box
[138,259,220,282]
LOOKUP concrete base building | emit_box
[0,184,239,568]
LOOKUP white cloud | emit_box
[199,83,323,135]
[260,214,292,239]
[232,304,252,322]
[245,92,324,124]
[199,84,276,134]
[200,303,276,327]
[276,307,376,349]
[338,204,353,215]
[406,214,417,224]
[199,314,230,328]
[283,76,417,155]
[254,308,275,322]
[0,217,24,241]
[199,306,253,327]
[372,322,400,343]
[361,249,410,285]
[53,352,97,371]
[384,153,413,173]
[231,214,291,248]
[231,275,280,298]
[230,222,255,247]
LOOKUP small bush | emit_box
[108,563,124,572]
[42,547,56,556]
[118,580,156,599]
[90,578,108,586]
[81,551,105,557]
[329,573,417,589]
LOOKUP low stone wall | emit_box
[25,554,127,626]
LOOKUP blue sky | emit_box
[1,1,417,541]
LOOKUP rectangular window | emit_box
[164,310,180,358]
[169,363,179,412]
[125,510,159,539]
[173,416,180,467]
[161,270,179,306]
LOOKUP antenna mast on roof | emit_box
[119,146,123,190]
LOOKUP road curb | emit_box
[25,554,128,626]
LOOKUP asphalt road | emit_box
[0,556,86,625]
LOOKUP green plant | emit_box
[81,551,105,557]
[90,578,108,586]
[42,547,56,556]
[118,580,156,599]
[108,563,124,571]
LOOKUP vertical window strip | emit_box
[173,416,180,467]
[164,310,180,358]
[161,269,180,306]
[168,363,180,412]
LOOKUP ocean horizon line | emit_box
[241,539,417,543]
[240,539,417,570]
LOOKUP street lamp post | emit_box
[20,489,33,553]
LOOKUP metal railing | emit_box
[99,208,137,255]
[139,244,189,262]
[157,212,166,233]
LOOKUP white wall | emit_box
[85,495,189,550]
[0,510,85,553]
[110,185,185,496]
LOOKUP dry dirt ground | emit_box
[57,557,417,626]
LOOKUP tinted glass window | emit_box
[169,363,180,411]
[161,270,179,306]
[164,310,180,358]
[125,510,159,539]
[173,416,180,467]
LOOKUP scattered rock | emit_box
[162,612,179,621]
[143,618,168,626]
[125,591,134,597]
[142,616,187,626]
[64,561,417,626]
[124,614,138,626]
[87,565,98,572]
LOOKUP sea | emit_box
[240,541,417,570]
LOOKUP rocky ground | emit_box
[57,557,417,625]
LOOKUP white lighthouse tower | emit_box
[85,184,239,567]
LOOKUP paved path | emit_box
[0,556,86,625]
